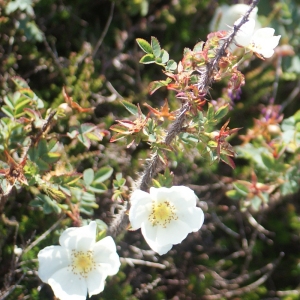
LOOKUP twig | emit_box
[23,215,64,254]
[92,2,115,58]
[271,55,282,102]
[134,277,161,298]
[29,110,57,148]
[245,211,273,236]
[0,273,26,300]
[215,250,246,268]
[203,252,284,299]
[42,34,66,83]
[280,79,300,112]
[277,289,300,296]
[120,257,166,269]
[211,212,240,239]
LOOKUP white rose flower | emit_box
[38,221,120,300]
[209,4,260,32]
[129,186,205,255]
[234,17,281,58]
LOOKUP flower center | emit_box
[70,250,96,278]
[149,200,178,227]
[248,42,262,52]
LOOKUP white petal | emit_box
[168,186,198,207]
[141,221,158,244]
[259,49,275,59]
[149,187,164,200]
[38,246,70,282]
[234,17,255,47]
[156,220,190,245]
[177,207,205,232]
[268,35,281,49]
[93,236,121,276]
[222,4,255,30]
[129,191,152,230]
[145,240,173,255]
[252,27,275,39]
[149,186,197,209]
[48,267,87,300]
[86,268,106,297]
[141,220,173,254]
[59,221,96,251]
[209,5,227,31]
[130,189,153,206]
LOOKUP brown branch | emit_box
[203,252,284,300]
[211,212,240,239]
[120,257,166,269]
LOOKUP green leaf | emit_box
[160,49,169,64]
[136,38,153,54]
[155,57,162,64]
[77,123,99,148]
[15,98,32,115]
[94,166,113,183]
[148,78,171,95]
[233,182,249,196]
[207,103,215,121]
[281,116,295,131]
[226,190,241,200]
[151,36,161,57]
[193,41,205,52]
[251,196,262,211]
[5,0,34,16]
[183,47,192,56]
[1,106,14,118]
[139,53,156,64]
[152,178,161,188]
[33,194,61,214]
[28,139,61,171]
[215,105,229,121]
[83,168,94,186]
[3,95,14,109]
[77,133,90,148]
[11,76,30,89]
[166,60,177,71]
[121,100,138,116]
[261,153,275,169]
[294,110,300,123]
[88,182,107,193]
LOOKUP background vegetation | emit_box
[1,0,300,299]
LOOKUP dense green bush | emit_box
[1,0,300,299]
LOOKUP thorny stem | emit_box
[138,103,190,191]
[108,0,260,236]
[138,0,260,191]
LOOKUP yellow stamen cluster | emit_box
[69,250,97,278]
[249,42,261,52]
[149,200,178,227]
